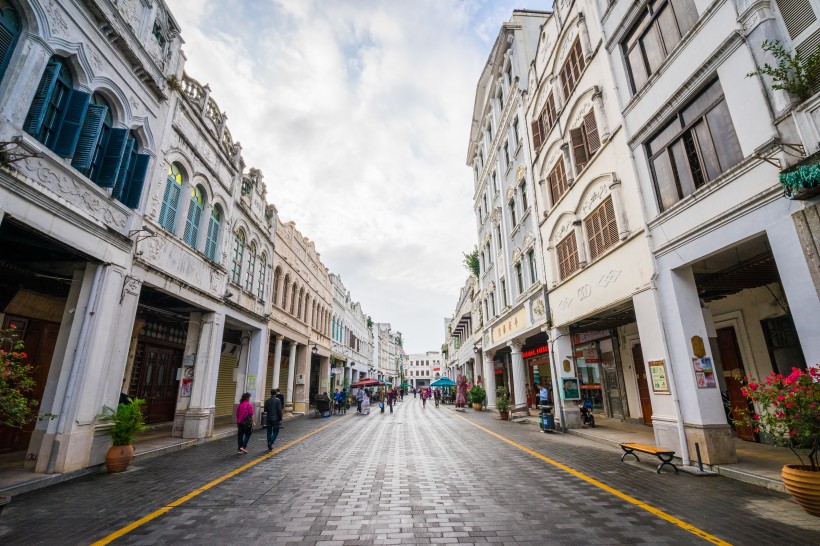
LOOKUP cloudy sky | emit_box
[165,0,547,353]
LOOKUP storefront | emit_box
[572,330,627,419]
[523,343,550,405]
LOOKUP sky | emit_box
[165,0,549,353]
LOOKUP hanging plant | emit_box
[747,40,820,102]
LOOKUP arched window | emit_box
[204,204,222,261]
[75,93,112,179]
[245,241,256,292]
[297,288,305,319]
[281,274,290,308]
[290,284,298,314]
[257,253,267,300]
[184,185,205,247]
[159,163,184,232]
[0,3,21,83]
[271,267,281,305]
[25,56,73,148]
[231,229,245,285]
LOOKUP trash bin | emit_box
[261,411,267,428]
[539,404,555,433]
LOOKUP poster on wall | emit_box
[180,377,193,397]
[693,357,716,388]
[648,360,669,393]
[562,377,581,400]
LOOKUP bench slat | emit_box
[620,443,674,455]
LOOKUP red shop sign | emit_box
[522,345,549,359]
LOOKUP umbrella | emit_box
[400,382,411,387]
[350,378,381,388]
[430,377,457,387]
[382,381,392,386]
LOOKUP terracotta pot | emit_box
[782,464,820,517]
[105,444,135,473]
[472,402,483,411]
[499,410,509,421]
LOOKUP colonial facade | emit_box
[372,322,402,385]
[466,10,551,413]
[406,352,442,389]
[442,276,482,394]
[330,273,373,390]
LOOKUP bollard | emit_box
[695,442,704,472]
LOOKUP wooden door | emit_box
[0,316,60,452]
[717,327,756,442]
[632,344,653,426]
[130,343,181,424]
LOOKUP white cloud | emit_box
[164,0,545,352]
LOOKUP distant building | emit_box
[406,352,442,389]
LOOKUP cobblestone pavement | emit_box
[1,399,819,545]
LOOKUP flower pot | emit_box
[472,402,482,411]
[499,410,509,421]
[105,444,135,473]
[782,464,820,517]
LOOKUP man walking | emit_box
[264,389,283,452]
[356,387,364,413]
[387,388,395,413]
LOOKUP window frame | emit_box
[584,196,619,261]
[231,229,245,286]
[559,39,586,101]
[556,233,580,281]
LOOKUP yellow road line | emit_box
[92,418,343,546]
[452,413,730,546]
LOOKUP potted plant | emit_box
[496,386,511,420]
[738,367,820,516]
[468,385,486,411]
[102,398,148,473]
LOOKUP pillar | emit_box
[550,326,581,428]
[561,143,575,185]
[319,355,330,395]
[591,86,611,144]
[285,341,298,412]
[233,332,251,408]
[245,329,267,411]
[482,351,497,407]
[573,220,587,266]
[577,13,593,60]
[183,311,223,439]
[172,312,201,437]
[608,178,630,239]
[509,340,527,412]
[271,334,284,389]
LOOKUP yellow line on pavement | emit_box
[91,418,344,546]
[452,413,730,546]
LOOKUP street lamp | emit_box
[311,342,318,356]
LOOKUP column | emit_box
[319,355,330,395]
[591,86,611,143]
[293,343,311,414]
[275,276,285,307]
[561,143,575,185]
[577,13,593,59]
[245,329,267,411]
[573,220,587,266]
[184,311,223,439]
[509,340,527,412]
[482,351,497,407]
[172,312,201,437]
[233,332,251,407]
[608,178,630,239]
[271,335,284,389]
[550,326,581,428]
[285,341,298,411]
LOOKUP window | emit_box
[520,181,528,211]
[184,185,205,248]
[528,249,538,283]
[498,88,504,112]
[483,193,489,220]
[489,292,496,315]
[159,164,184,232]
[559,39,586,101]
[495,225,502,247]
[257,253,267,299]
[647,80,742,210]
[569,110,600,173]
[547,158,568,207]
[504,141,511,167]
[231,229,245,285]
[623,0,698,92]
[271,268,281,305]
[0,3,20,83]
[491,172,498,193]
[204,205,222,261]
[775,0,820,54]
[531,93,557,151]
[152,20,166,48]
[245,242,256,292]
[585,197,619,260]
[501,279,508,308]
[515,262,524,293]
[513,118,520,146]
[505,60,513,86]
[25,57,73,149]
[486,120,493,141]
[509,199,517,228]
[556,233,580,280]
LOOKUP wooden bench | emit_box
[620,443,678,474]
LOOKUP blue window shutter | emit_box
[158,180,173,229]
[122,154,150,208]
[53,89,90,158]
[205,214,220,260]
[166,183,181,231]
[96,128,128,188]
[0,20,18,81]
[183,196,197,245]
[191,200,202,245]
[24,60,61,136]
[71,104,107,169]
[112,138,134,200]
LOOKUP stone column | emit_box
[561,143,575,185]
[573,220,587,266]
[184,311,223,439]
[319,355,331,395]
[275,275,285,307]
[591,86,610,143]
[577,13,593,60]
[509,340,527,412]
[608,178,630,239]
[550,326,581,428]
[285,341,298,411]
[481,351,496,408]
[271,334,284,389]
[172,312,201,437]
[234,332,251,407]
[283,281,293,313]
[245,329,267,411]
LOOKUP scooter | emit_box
[579,400,595,428]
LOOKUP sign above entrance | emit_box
[574,330,609,343]
[522,345,549,359]
[493,307,527,341]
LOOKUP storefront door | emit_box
[717,327,756,442]
[130,343,182,424]
[632,344,653,426]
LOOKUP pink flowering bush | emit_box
[739,366,820,470]
[0,326,38,428]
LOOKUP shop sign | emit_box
[693,357,716,388]
[522,345,549,359]
[561,377,581,400]
[648,360,669,393]
[433,367,440,372]
[493,307,527,341]
[582,348,598,362]
[574,330,609,344]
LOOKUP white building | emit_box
[330,273,373,390]
[406,352,442,389]
[443,276,482,390]
[372,322,402,385]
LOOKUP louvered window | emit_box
[622,0,699,93]
[0,4,20,82]
[204,205,222,261]
[520,181,528,211]
[776,0,820,80]
[570,110,600,174]
[509,199,517,227]
[160,164,184,232]
[585,197,619,261]
[547,159,568,207]
[560,39,586,101]
[184,185,205,248]
[231,230,245,285]
[528,249,538,284]
[245,242,256,292]
[556,234,579,280]
[25,58,74,149]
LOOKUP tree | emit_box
[463,245,480,277]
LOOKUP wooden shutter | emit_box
[53,90,90,158]
[584,110,601,155]
[71,104,107,169]
[96,128,128,188]
[545,93,556,129]
[24,60,61,136]
[570,127,588,173]
[584,196,618,260]
[556,234,579,280]
[531,118,543,151]
[123,154,150,208]
[548,159,567,205]
[776,0,816,39]
[111,138,134,200]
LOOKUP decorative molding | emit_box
[505,186,515,201]
[522,233,535,250]
[44,0,68,36]
[532,298,546,318]
[558,297,573,309]
[598,269,621,287]
[553,216,575,243]
[580,181,611,216]
[577,284,591,300]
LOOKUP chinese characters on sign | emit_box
[648,360,669,393]
[493,307,527,341]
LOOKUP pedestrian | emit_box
[356,387,364,413]
[379,388,386,413]
[539,383,550,407]
[340,387,348,413]
[413,388,417,399]
[236,392,254,454]
[434,388,440,408]
[526,383,533,409]
[361,388,371,415]
[274,388,285,428]
[387,388,394,413]
[263,388,283,452]
[421,388,427,408]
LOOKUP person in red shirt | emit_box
[236,392,254,454]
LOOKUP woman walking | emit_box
[236,392,254,454]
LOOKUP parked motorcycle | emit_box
[579,400,595,428]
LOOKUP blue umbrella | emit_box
[430,377,457,387]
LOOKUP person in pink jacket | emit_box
[236,392,254,454]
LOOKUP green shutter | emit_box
[0,20,16,81]
[112,138,134,200]
[122,154,150,209]
[53,90,90,158]
[24,60,61,136]
[71,104,108,169]
[96,128,128,188]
